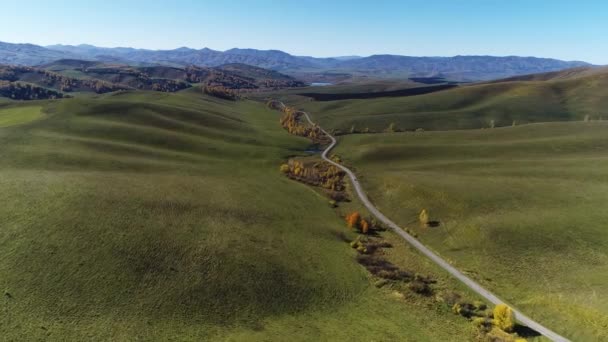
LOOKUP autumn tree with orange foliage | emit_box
[346,212,361,229]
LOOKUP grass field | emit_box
[334,122,608,341]
[292,70,608,133]
[0,105,44,127]
[0,90,480,340]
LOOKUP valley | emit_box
[1,5,607,340]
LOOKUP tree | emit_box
[493,304,515,332]
[346,212,361,229]
[419,209,429,226]
[361,219,370,234]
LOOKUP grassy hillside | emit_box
[0,105,43,127]
[334,122,608,341]
[488,66,608,83]
[0,90,477,340]
[292,69,608,133]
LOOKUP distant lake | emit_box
[310,82,332,86]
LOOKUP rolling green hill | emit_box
[487,66,608,83]
[292,68,608,133]
[333,122,608,341]
[0,90,478,340]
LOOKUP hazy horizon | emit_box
[2,0,607,64]
[0,40,598,63]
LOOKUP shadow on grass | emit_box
[514,324,541,338]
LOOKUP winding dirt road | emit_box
[301,111,570,342]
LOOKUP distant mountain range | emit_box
[0,41,594,81]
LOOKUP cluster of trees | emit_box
[85,68,190,92]
[0,81,66,100]
[335,122,408,136]
[278,106,329,143]
[186,67,256,89]
[281,159,345,192]
[0,65,128,94]
[148,79,190,92]
[203,85,240,100]
[0,65,192,94]
[345,211,373,234]
[470,304,524,341]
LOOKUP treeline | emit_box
[203,85,240,100]
[83,66,192,92]
[274,103,330,144]
[280,159,346,200]
[0,65,127,93]
[0,81,66,100]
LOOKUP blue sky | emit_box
[2,0,607,64]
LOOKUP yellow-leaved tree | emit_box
[419,209,429,226]
[493,304,515,332]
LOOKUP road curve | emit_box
[301,112,570,342]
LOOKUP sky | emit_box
[2,0,607,64]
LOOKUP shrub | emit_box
[474,300,487,311]
[485,327,518,342]
[408,280,432,295]
[493,304,515,332]
[374,279,389,288]
[279,164,290,173]
[452,302,476,318]
[356,245,368,254]
[203,85,239,100]
[436,290,462,306]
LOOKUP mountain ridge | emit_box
[0,41,594,81]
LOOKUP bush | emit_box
[279,164,290,173]
[452,302,476,318]
[474,300,487,311]
[408,280,432,295]
[436,290,462,306]
[493,304,515,332]
[472,317,493,331]
[203,85,239,100]
[485,327,519,342]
